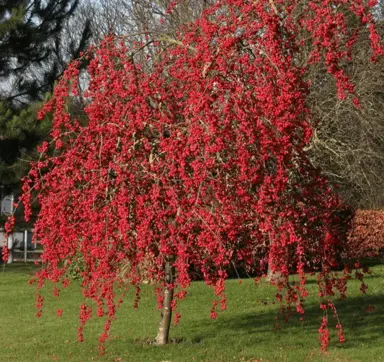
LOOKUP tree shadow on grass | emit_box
[189,294,384,350]
[302,273,384,286]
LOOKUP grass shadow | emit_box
[190,294,384,350]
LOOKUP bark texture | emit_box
[155,259,175,345]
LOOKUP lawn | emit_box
[0,263,383,362]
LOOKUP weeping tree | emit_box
[3,0,382,352]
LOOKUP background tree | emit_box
[307,21,384,209]
[0,0,91,197]
[77,0,214,41]
[73,0,214,69]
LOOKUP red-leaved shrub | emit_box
[345,210,384,259]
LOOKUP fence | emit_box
[0,228,42,263]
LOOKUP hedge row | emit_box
[345,209,384,259]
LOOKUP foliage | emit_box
[0,0,91,108]
[0,4,25,38]
[81,0,384,210]
[64,252,85,280]
[345,210,384,259]
[3,0,383,353]
[0,98,52,191]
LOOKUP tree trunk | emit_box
[266,263,282,283]
[155,259,175,345]
[266,218,285,283]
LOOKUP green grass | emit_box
[1,263,383,362]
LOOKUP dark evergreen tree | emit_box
[0,1,91,196]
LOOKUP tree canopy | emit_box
[77,0,384,209]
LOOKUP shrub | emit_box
[345,210,384,259]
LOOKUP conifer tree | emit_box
[0,0,91,194]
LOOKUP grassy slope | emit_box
[0,264,383,362]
